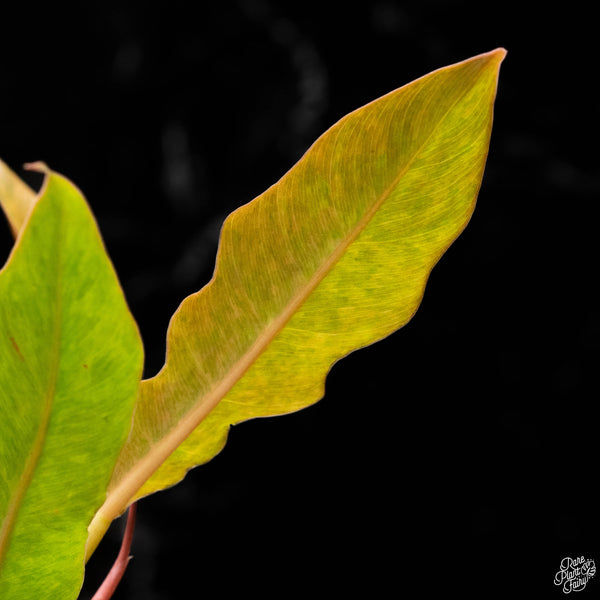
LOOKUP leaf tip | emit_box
[23,161,50,174]
[486,47,508,66]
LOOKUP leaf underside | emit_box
[0,171,143,598]
[90,48,505,541]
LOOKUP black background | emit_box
[1,1,599,598]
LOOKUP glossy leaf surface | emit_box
[0,168,143,599]
[89,49,505,550]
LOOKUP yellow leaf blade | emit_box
[0,160,37,238]
[88,49,505,553]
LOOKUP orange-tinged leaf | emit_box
[88,49,505,554]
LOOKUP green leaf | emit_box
[88,49,505,553]
[0,166,143,599]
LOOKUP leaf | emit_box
[88,49,505,553]
[0,166,143,599]
[0,159,37,237]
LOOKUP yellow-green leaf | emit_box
[0,167,143,599]
[88,49,505,553]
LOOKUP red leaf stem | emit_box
[90,503,137,600]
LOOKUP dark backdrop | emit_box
[1,1,599,598]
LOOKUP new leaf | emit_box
[88,48,505,550]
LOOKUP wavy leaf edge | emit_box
[85,48,505,559]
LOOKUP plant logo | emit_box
[554,556,596,593]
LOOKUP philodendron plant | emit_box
[0,49,504,599]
